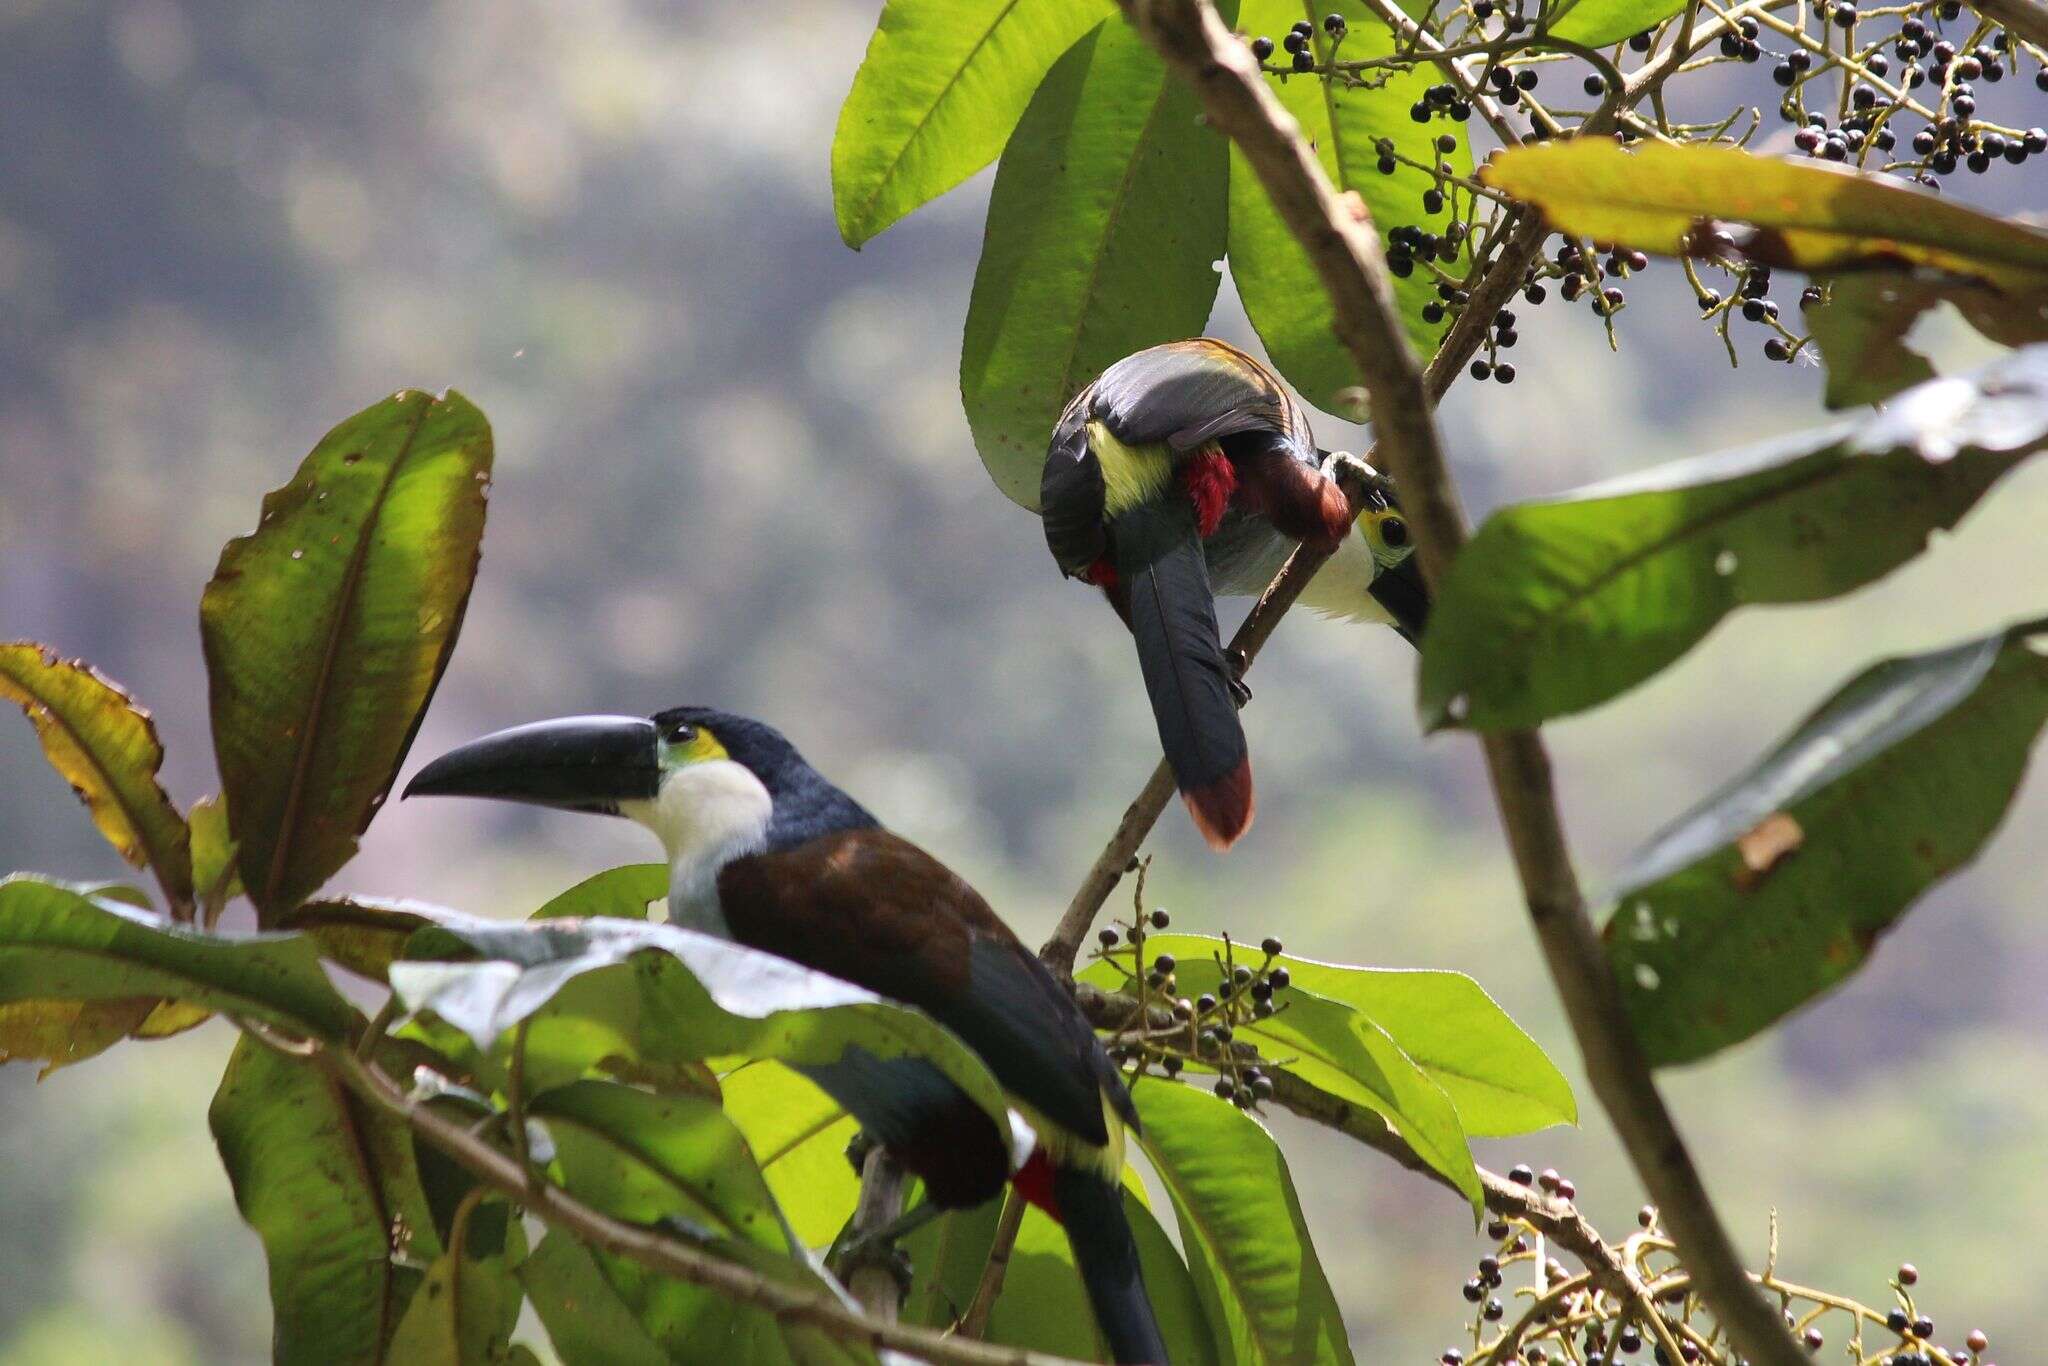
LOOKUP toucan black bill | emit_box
[1368,556,1431,647]
[403,715,660,814]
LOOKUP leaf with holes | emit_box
[1420,347,2048,729]
[961,12,1228,507]
[1607,619,2048,1064]
[211,1034,445,1365]
[1137,1082,1353,1365]
[1229,0,1469,412]
[0,643,192,913]
[202,389,492,921]
[1481,141,2048,291]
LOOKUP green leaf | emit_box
[384,1248,522,1365]
[1136,1081,1353,1365]
[1229,0,1469,412]
[190,793,241,926]
[1606,619,2048,1064]
[292,897,440,983]
[1480,141,2048,291]
[0,875,357,1039]
[388,919,1015,1147]
[0,643,193,913]
[518,1233,670,1366]
[897,1186,1218,1364]
[211,1034,445,1365]
[960,13,1229,508]
[1086,934,1571,1139]
[1420,346,2048,729]
[0,998,156,1075]
[531,863,668,920]
[1548,0,1683,48]
[1804,273,2048,409]
[202,389,493,921]
[1082,943,1480,1206]
[720,1060,861,1249]
[832,0,1111,247]
[533,1080,793,1254]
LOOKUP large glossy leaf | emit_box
[539,1089,874,1366]
[388,918,1015,1142]
[833,0,1111,247]
[1804,272,2048,409]
[0,643,192,912]
[383,1248,522,1366]
[960,13,1229,508]
[900,1185,1219,1364]
[1230,0,1468,412]
[1136,1082,1353,1365]
[211,1034,445,1365]
[0,875,357,1039]
[1606,620,2048,1064]
[1081,943,1478,1205]
[533,1080,793,1254]
[719,1060,861,1249]
[517,1233,670,1366]
[1481,141,2048,292]
[1085,933,1571,1139]
[1420,347,2048,729]
[202,389,492,920]
[531,863,667,920]
[1547,0,1685,47]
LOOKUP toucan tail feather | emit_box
[1120,511,1251,849]
[1051,1167,1170,1365]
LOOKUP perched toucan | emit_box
[405,708,1170,1363]
[1042,337,1427,851]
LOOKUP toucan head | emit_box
[1333,455,1429,644]
[403,706,805,820]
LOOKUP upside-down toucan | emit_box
[405,707,1169,1363]
[1042,337,1427,851]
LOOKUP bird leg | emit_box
[830,1197,939,1300]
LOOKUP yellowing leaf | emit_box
[0,644,192,913]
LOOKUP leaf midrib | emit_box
[843,0,1032,235]
[261,397,436,910]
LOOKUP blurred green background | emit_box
[3,0,2044,1360]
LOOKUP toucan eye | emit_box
[665,724,697,745]
[1379,516,1409,547]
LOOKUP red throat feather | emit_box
[1180,446,1238,538]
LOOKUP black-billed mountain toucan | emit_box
[405,707,1170,1364]
[1042,337,1428,851]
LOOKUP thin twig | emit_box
[1111,4,1806,1363]
[302,1034,1086,1366]
[960,1193,1028,1340]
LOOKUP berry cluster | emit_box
[1092,866,1295,1112]
[1434,1184,2001,1366]
[1236,0,2046,385]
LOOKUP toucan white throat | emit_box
[619,759,773,935]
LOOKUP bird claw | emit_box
[1321,449,1382,494]
[1228,650,1253,708]
[843,1129,877,1179]
[833,1235,915,1302]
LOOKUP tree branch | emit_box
[846,1146,911,1321]
[308,1037,1089,1366]
[1108,4,1806,1363]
